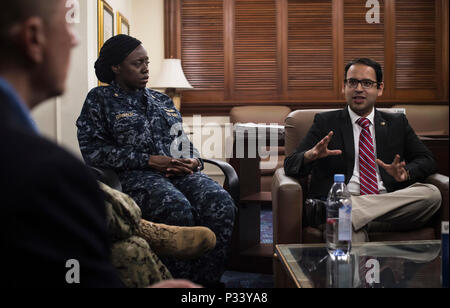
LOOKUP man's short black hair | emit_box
[344,58,383,87]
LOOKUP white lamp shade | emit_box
[151,59,193,90]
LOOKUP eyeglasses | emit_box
[344,78,379,89]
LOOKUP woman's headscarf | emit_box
[95,34,142,84]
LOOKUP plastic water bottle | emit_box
[326,249,353,288]
[326,174,352,255]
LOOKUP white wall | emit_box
[58,0,94,156]
[132,0,165,86]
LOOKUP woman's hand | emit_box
[173,158,199,171]
[166,159,199,178]
[148,156,198,177]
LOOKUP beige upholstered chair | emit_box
[391,105,449,137]
[272,108,449,286]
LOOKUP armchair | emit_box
[273,108,449,246]
[90,159,239,204]
[272,108,449,287]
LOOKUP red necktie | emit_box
[357,118,379,195]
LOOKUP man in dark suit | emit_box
[0,0,198,288]
[284,58,441,237]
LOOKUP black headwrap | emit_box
[95,34,142,84]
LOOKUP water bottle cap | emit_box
[334,174,345,182]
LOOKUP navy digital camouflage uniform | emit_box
[76,82,236,285]
[100,182,172,288]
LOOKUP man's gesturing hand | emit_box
[304,131,342,164]
[376,155,409,182]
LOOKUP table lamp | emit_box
[151,59,193,111]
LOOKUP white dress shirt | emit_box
[347,107,387,195]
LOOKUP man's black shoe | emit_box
[304,199,327,228]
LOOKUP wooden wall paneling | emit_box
[165,0,448,115]
[180,0,225,106]
[277,0,288,99]
[442,0,449,100]
[344,0,385,66]
[343,0,386,100]
[383,0,395,101]
[334,0,345,100]
[436,0,448,101]
[233,0,278,99]
[435,0,442,100]
[165,0,182,59]
[164,0,179,58]
[224,0,235,100]
[176,0,182,59]
[182,91,225,103]
[395,0,438,100]
[287,0,335,102]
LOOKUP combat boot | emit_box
[138,220,216,260]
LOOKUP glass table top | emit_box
[276,240,443,288]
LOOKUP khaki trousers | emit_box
[351,183,442,232]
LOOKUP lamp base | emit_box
[172,95,181,111]
[165,88,181,111]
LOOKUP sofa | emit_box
[391,105,449,137]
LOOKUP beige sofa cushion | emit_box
[392,105,449,137]
[230,106,292,125]
[285,109,337,156]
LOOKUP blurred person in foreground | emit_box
[0,0,200,288]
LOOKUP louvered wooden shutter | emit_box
[288,0,334,91]
[233,0,278,96]
[395,0,436,90]
[169,0,447,113]
[343,0,385,72]
[181,0,224,90]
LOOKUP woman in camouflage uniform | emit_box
[76,35,236,286]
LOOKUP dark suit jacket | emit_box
[284,107,437,198]
[0,90,123,287]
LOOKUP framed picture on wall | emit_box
[98,0,114,55]
[97,0,114,85]
[117,12,130,35]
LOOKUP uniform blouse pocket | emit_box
[113,114,151,148]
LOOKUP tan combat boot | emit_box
[138,220,216,260]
